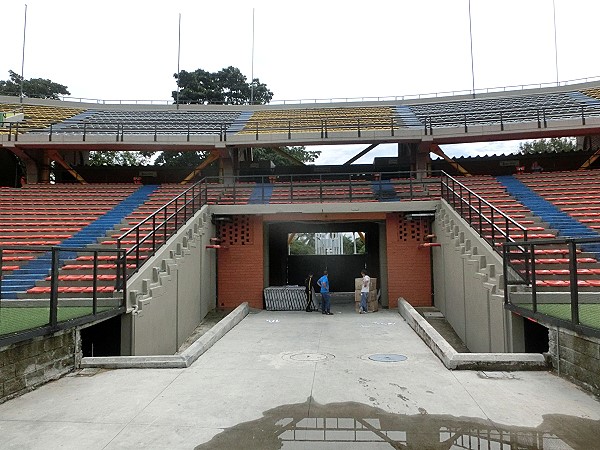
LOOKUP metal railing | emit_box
[503,237,600,338]
[50,74,600,105]
[0,246,127,346]
[117,180,208,272]
[440,172,528,252]
[4,102,599,144]
[118,170,441,273]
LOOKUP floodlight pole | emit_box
[20,4,28,103]
[250,8,255,105]
[176,13,181,110]
[468,0,475,98]
[552,0,559,86]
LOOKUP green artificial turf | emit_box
[0,306,113,336]
[516,303,600,330]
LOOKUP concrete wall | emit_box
[0,330,78,404]
[123,207,216,356]
[549,327,600,397]
[433,201,525,353]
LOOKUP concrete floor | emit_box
[1,303,599,449]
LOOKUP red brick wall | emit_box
[217,215,264,309]
[386,213,432,308]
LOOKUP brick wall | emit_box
[0,330,78,404]
[217,215,264,309]
[386,213,432,308]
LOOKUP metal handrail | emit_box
[49,74,600,106]
[503,237,600,339]
[0,245,127,346]
[117,170,440,275]
[440,172,529,253]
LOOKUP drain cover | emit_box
[283,352,334,362]
[368,354,407,362]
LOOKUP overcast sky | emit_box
[3,1,599,164]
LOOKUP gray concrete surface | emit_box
[0,303,599,449]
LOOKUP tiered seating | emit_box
[409,90,598,129]
[0,184,141,298]
[240,106,398,135]
[40,110,244,136]
[0,103,84,135]
[454,175,600,291]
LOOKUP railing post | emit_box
[8,123,12,141]
[543,109,547,128]
[15,123,19,141]
[49,124,53,142]
[83,122,87,142]
[569,240,580,325]
[468,190,472,224]
[500,111,504,131]
[152,214,156,252]
[478,197,483,235]
[357,118,361,137]
[530,244,537,312]
[163,206,168,243]
[581,106,586,126]
[187,123,190,142]
[463,114,468,133]
[0,248,3,303]
[490,210,496,247]
[154,124,157,142]
[116,240,122,290]
[49,247,60,328]
[288,120,291,140]
[121,250,127,307]
[503,244,509,306]
[135,227,140,269]
[390,117,395,136]
[92,250,98,315]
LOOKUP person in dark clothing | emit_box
[304,272,315,312]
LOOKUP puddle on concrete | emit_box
[195,397,600,449]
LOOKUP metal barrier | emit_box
[0,246,127,346]
[440,172,528,252]
[503,237,600,339]
[118,170,440,274]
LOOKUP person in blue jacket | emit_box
[317,270,333,315]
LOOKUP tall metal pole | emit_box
[176,13,181,110]
[552,0,559,86]
[250,8,255,105]
[468,0,476,98]
[20,4,28,103]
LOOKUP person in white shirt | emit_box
[359,269,370,314]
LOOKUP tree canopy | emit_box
[88,151,153,166]
[519,137,576,154]
[173,66,273,105]
[0,70,70,99]
[252,146,321,166]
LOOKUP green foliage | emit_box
[153,151,211,168]
[519,137,576,154]
[88,151,153,166]
[289,233,316,255]
[173,66,273,105]
[252,146,321,166]
[0,70,70,99]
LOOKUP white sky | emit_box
[2,0,599,164]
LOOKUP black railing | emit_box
[117,180,208,272]
[0,245,127,346]
[6,101,599,144]
[503,237,600,338]
[118,170,441,274]
[440,172,529,252]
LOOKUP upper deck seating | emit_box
[0,103,84,135]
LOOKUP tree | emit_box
[173,66,273,105]
[519,137,576,154]
[252,146,321,166]
[88,151,153,166]
[0,70,70,99]
[154,151,211,168]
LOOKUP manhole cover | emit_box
[283,352,334,362]
[368,354,408,362]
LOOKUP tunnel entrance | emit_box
[267,221,381,292]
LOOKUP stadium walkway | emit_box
[1,304,599,449]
